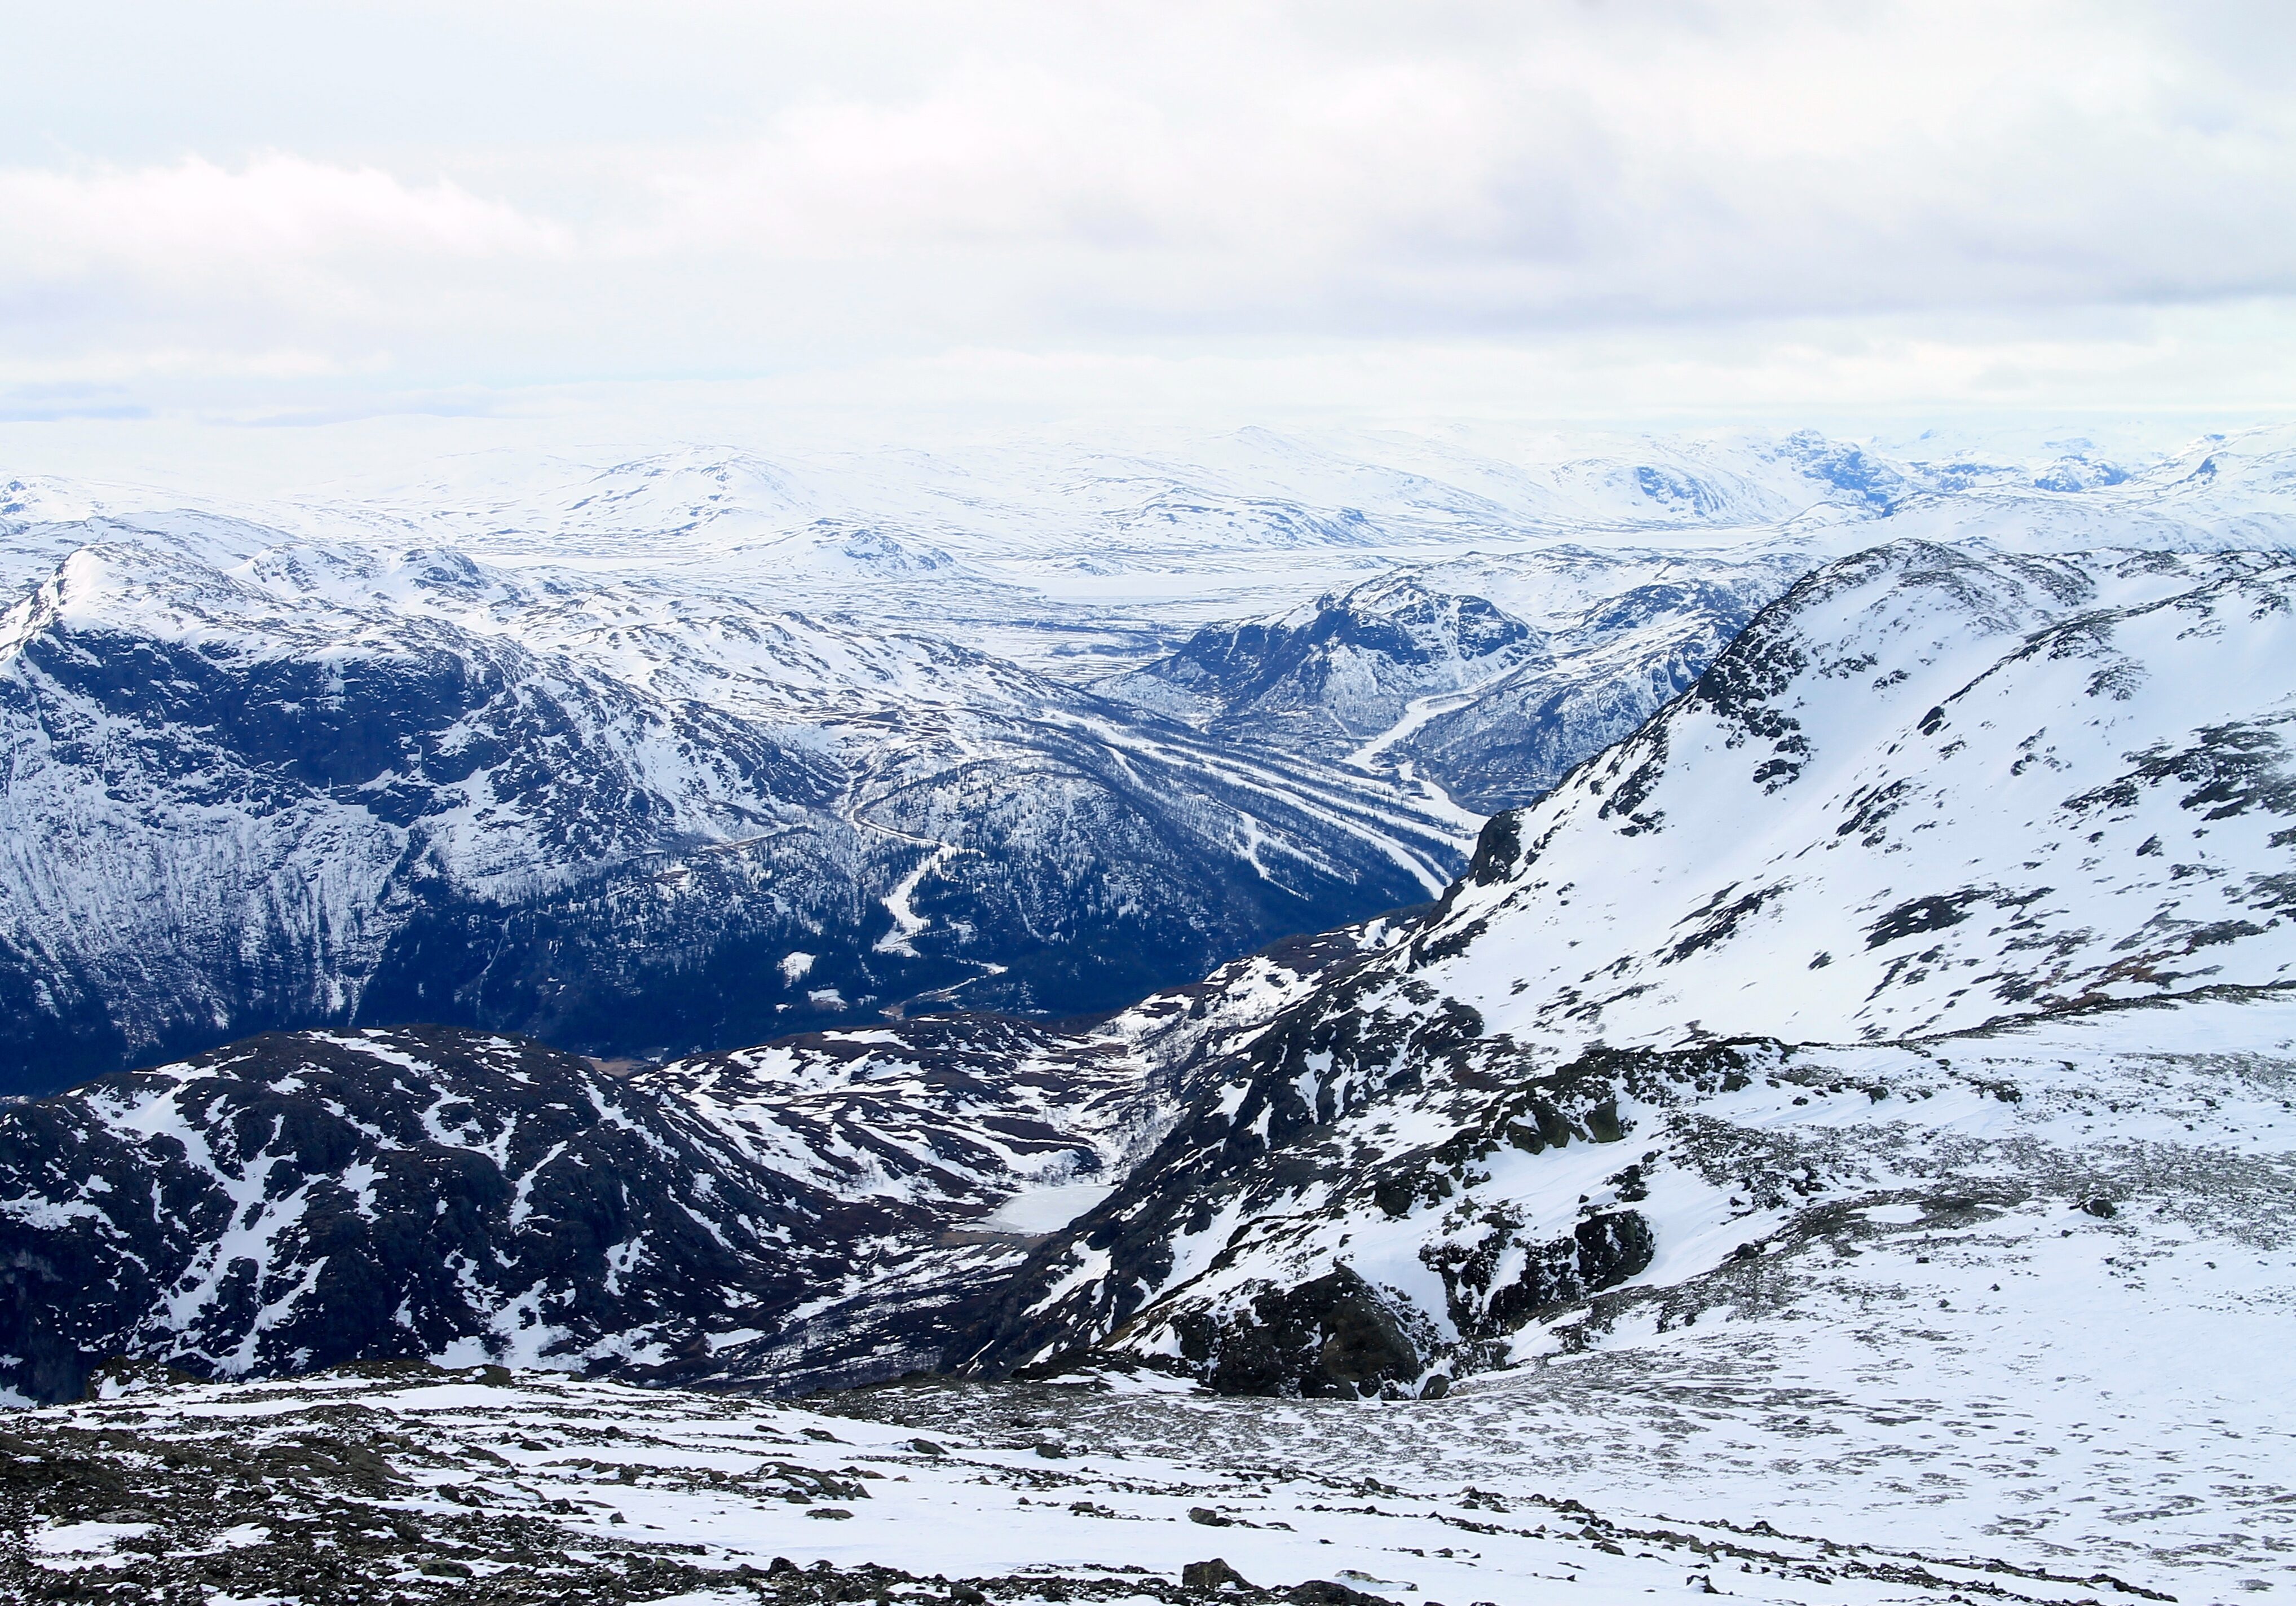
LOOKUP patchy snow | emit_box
[34,1520,156,1558]
[5,1350,2282,1605]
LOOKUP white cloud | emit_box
[614,3,2296,324]
[0,1,2290,420]
[1,155,566,286]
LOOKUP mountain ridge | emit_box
[2,537,2291,1411]
[0,534,1468,1093]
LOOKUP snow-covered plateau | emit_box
[2,427,2294,1604]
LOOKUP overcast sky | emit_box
[3,1,2291,473]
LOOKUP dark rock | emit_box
[1422,1210,1654,1340]
[1865,891,1993,949]
[1182,1558,1252,1589]
[1287,1582,1396,1605]
[1467,811,1524,886]
[1171,1267,1421,1398]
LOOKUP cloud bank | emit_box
[3,1,2291,426]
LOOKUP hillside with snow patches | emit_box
[1425,542,2296,1047]
[0,1018,1153,1405]
[954,542,2296,1391]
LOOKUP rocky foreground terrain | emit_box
[5,1217,2286,1606]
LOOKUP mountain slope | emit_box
[0,911,1416,1404]
[0,536,1463,1092]
[0,1026,861,1403]
[0,541,2291,1418]
[1432,542,2296,1046]
[0,1017,1177,1404]
[947,540,2296,1392]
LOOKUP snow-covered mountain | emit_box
[0,924,1403,1404]
[3,539,2291,1420]
[1106,547,1809,812]
[263,423,2296,581]
[3,433,2293,1606]
[34,421,2197,1094]
[0,531,1467,1094]
[17,422,2284,685]
[0,1026,858,1402]
[1425,543,2296,1045]
[944,540,2296,1391]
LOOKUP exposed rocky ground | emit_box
[10,1332,2278,1606]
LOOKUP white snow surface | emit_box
[1427,544,2296,1048]
[978,1181,1118,1235]
[21,1313,2290,1604]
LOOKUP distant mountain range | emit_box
[1109,548,1808,813]
[1,423,2289,1092]
[0,536,1466,1094]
